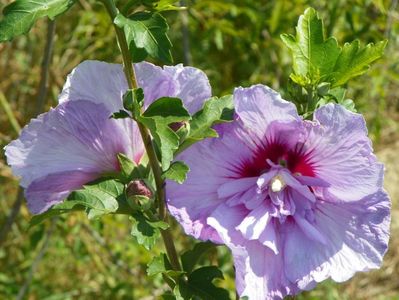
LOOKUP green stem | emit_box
[100,0,181,271]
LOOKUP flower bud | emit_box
[126,179,153,198]
[169,121,190,141]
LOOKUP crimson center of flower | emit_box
[218,139,329,221]
[239,141,315,178]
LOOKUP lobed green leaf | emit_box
[139,97,190,170]
[114,11,172,63]
[178,95,234,153]
[330,40,387,87]
[130,211,169,250]
[280,7,340,85]
[162,161,189,184]
[181,241,216,274]
[281,7,386,88]
[29,178,124,226]
[0,0,76,42]
[174,266,230,300]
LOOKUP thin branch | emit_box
[0,91,21,135]
[16,218,57,300]
[35,19,56,115]
[180,0,192,65]
[0,187,23,247]
[385,0,398,39]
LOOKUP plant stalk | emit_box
[100,0,181,271]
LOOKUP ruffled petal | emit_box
[234,84,300,139]
[232,241,299,300]
[58,60,127,113]
[59,61,211,115]
[306,104,384,201]
[284,190,390,290]
[207,203,247,245]
[5,100,139,213]
[137,63,212,113]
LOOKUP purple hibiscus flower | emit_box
[167,84,390,299]
[5,60,211,214]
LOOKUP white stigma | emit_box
[270,175,286,192]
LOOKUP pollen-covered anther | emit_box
[270,175,286,192]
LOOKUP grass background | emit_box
[0,0,398,299]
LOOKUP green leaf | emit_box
[330,40,387,87]
[147,253,171,276]
[111,110,130,119]
[163,161,189,184]
[29,178,124,226]
[130,211,169,250]
[114,11,172,63]
[280,7,341,85]
[143,97,190,122]
[181,242,216,274]
[139,97,190,170]
[29,200,84,227]
[68,178,123,219]
[0,0,76,42]
[147,253,185,279]
[178,95,234,152]
[175,266,230,300]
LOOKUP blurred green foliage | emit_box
[0,0,398,299]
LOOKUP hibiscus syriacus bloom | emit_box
[5,60,211,214]
[167,84,390,299]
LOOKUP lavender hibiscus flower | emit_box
[167,84,390,299]
[5,60,211,214]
